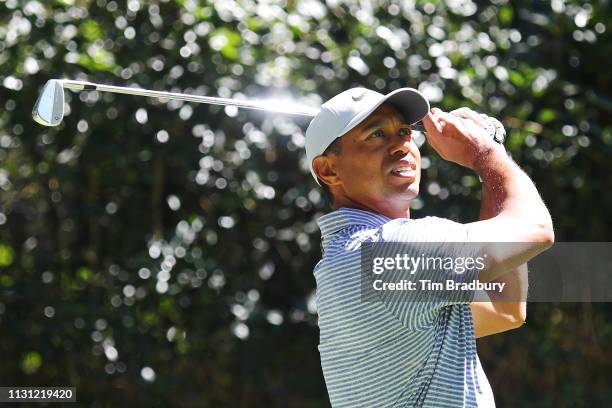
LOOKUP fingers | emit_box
[424,107,466,136]
[436,110,469,133]
[422,108,443,135]
[450,108,503,142]
[439,107,505,142]
[450,107,488,128]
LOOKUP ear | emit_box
[312,155,341,188]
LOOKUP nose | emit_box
[387,134,414,158]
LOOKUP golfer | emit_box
[305,87,554,407]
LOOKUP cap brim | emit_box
[338,87,430,138]
[383,87,431,126]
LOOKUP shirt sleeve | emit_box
[365,216,480,330]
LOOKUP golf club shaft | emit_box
[60,80,320,117]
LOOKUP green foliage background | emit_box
[1,0,611,406]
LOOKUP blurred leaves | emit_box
[21,351,42,375]
[209,28,242,60]
[78,47,116,72]
[0,244,14,266]
[0,0,611,406]
[80,20,103,42]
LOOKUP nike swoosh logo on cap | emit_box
[352,90,366,101]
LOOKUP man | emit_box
[305,87,554,407]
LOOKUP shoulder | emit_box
[379,216,468,242]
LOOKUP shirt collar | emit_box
[317,207,391,238]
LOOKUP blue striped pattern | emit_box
[314,208,495,407]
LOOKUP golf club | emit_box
[32,79,322,127]
[31,79,503,143]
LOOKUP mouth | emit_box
[389,160,417,179]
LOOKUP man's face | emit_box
[326,104,422,217]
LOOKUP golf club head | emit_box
[32,79,65,126]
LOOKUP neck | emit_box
[333,195,411,219]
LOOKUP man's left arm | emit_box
[444,107,535,337]
[470,173,528,338]
[471,266,527,338]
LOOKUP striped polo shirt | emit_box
[314,207,495,407]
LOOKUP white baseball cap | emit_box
[305,87,430,183]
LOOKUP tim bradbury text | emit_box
[372,279,507,293]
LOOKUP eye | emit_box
[399,128,412,138]
[369,129,385,139]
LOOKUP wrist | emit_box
[473,145,510,180]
